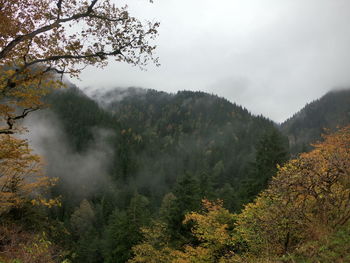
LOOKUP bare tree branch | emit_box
[26,49,122,66]
[0,107,40,134]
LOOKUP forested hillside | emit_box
[2,1,350,262]
[130,126,350,263]
[18,86,287,262]
[281,88,350,154]
[2,85,350,262]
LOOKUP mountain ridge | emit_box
[87,86,350,155]
[281,88,350,153]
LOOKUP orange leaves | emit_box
[0,65,64,134]
[236,125,350,257]
[269,125,350,229]
[1,0,159,134]
[0,135,59,215]
[0,0,159,68]
[129,127,350,261]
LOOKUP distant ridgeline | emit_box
[281,89,350,154]
[43,86,350,209]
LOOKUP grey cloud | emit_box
[72,0,350,122]
[23,112,114,200]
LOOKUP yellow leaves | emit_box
[272,126,350,227]
[130,243,175,263]
[171,246,212,263]
[0,66,60,133]
[0,135,59,215]
[31,197,61,208]
[133,200,239,263]
[184,199,236,249]
[130,127,350,261]
[235,193,290,256]
[1,0,159,134]
[182,199,237,260]
[129,222,174,263]
[235,125,350,258]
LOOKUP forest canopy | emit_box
[129,125,350,262]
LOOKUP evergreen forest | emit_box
[1,85,349,263]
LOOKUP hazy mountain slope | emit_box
[41,87,287,211]
[24,86,348,263]
[281,88,350,154]
[101,88,281,182]
[45,86,120,152]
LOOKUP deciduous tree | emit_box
[0,0,158,246]
[236,125,350,258]
[129,200,237,263]
[0,0,159,133]
[0,135,57,215]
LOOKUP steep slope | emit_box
[30,87,289,262]
[45,86,120,152]
[281,88,350,154]
[43,87,288,210]
[24,86,348,263]
[97,88,288,206]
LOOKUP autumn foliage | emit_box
[0,0,159,211]
[0,224,59,263]
[129,125,350,262]
[0,1,159,261]
[236,125,350,260]
[0,0,159,134]
[130,200,236,263]
[0,0,159,210]
[0,135,58,215]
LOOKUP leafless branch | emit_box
[0,107,40,134]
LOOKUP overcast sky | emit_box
[72,0,350,123]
